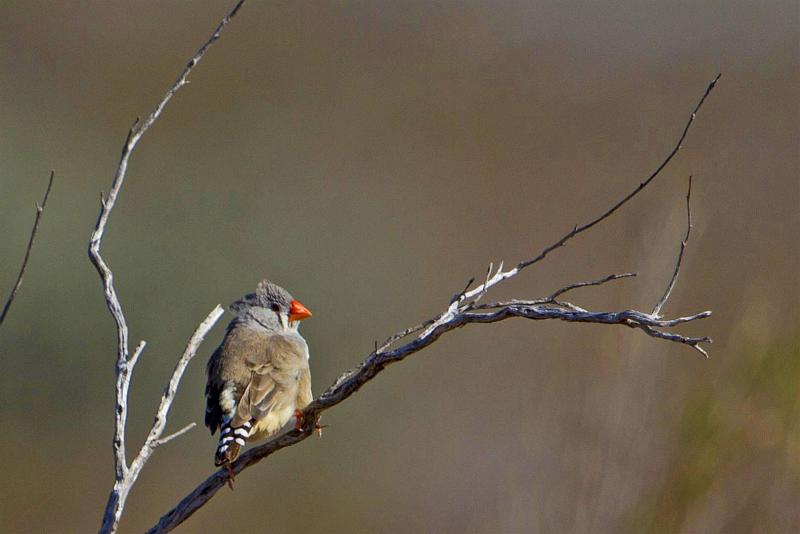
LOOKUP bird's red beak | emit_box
[289,300,312,321]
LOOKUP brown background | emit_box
[0,1,797,532]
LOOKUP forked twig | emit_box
[91,2,245,533]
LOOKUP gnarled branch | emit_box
[146,75,720,533]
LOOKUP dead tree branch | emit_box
[0,170,55,327]
[97,306,224,534]
[416,74,721,341]
[652,175,694,318]
[146,75,720,533]
[90,2,245,533]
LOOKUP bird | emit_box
[205,279,313,467]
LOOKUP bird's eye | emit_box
[271,303,279,312]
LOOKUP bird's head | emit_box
[230,279,312,331]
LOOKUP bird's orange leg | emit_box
[224,463,236,490]
[294,409,327,437]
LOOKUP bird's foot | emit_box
[294,409,305,431]
[294,409,327,437]
[224,463,235,491]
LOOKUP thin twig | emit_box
[465,261,499,308]
[466,273,638,310]
[422,73,721,334]
[154,423,198,447]
[0,171,55,327]
[92,2,246,533]
[547,272,637,301]
[377,318,436,352]
[515,75,720,272]
[449,277,475,305]
[652,176,694,317]
[130,305,224,472]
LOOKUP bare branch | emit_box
[464,261,500,308]
[546,272,637,301]
[376,319,435,352]
[148,300,712,532]
[154,423,198,447]
[131,305,224,471]
[129,340,147,369]
[91,2,246,533]
[99,307,223,534]
[0,170,55,327]
[428,73,722,327]
[652,175,694,317]
[147,76,720,533]
[515,75,719,271]
[466,273,637,311]
[449,277,476,305]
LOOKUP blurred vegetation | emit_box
[627,337,800,533]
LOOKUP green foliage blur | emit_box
[628,338,800,533]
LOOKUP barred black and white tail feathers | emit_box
[214,420,252,466]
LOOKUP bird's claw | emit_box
[224,463,235,490]
[294,409,327,437]
[293,409,305,431]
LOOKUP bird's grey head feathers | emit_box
[255,280,294,311]
[229,279,295,331]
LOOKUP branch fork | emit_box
[90,2,246,533]
[82,0,721,527]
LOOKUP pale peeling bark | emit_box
[90,1,246,533]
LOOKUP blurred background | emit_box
[0,1,797,532]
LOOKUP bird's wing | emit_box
[231,333,310,429]
[204,344,225,433]
[297,366,313,409]
[205,324,269,434]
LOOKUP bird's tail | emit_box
[214,420,252,466]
